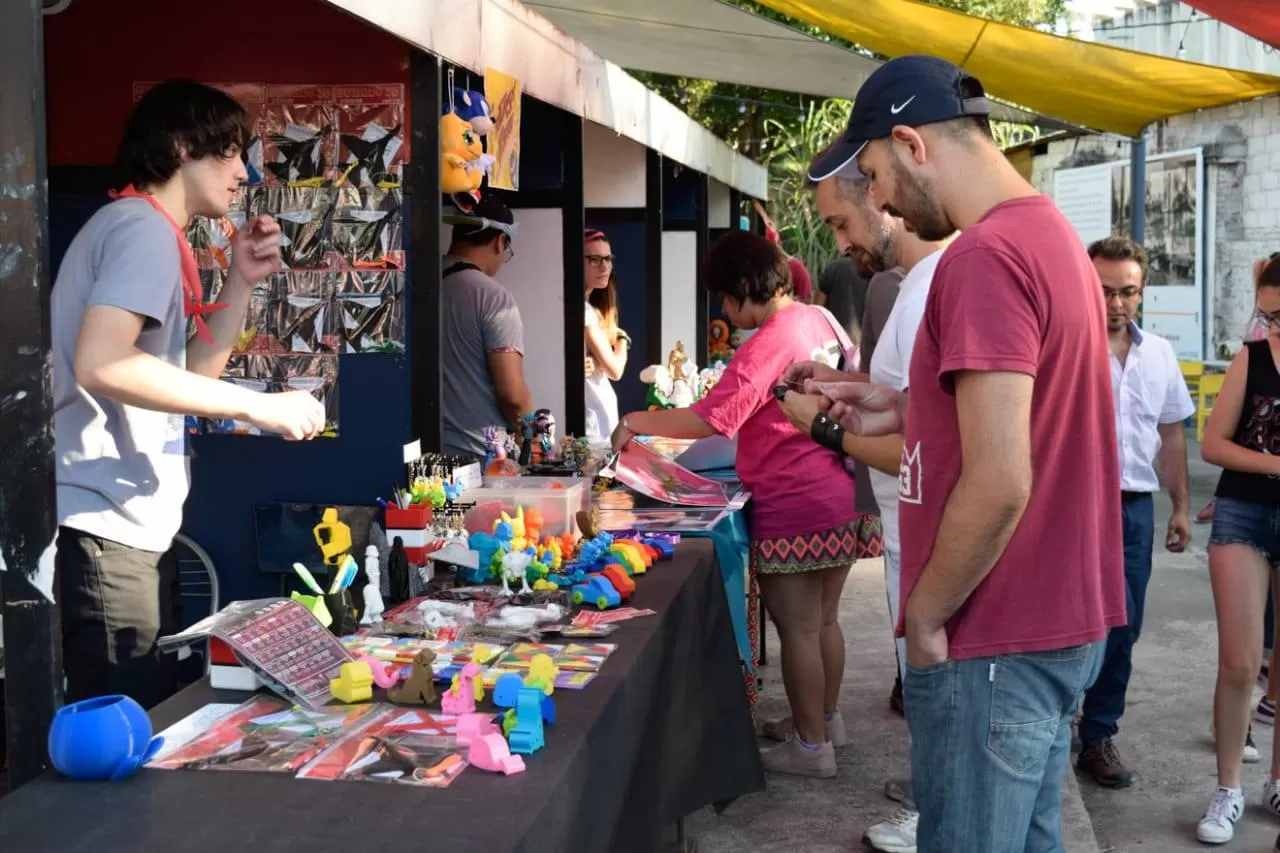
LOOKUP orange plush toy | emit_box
[440,111,494,209]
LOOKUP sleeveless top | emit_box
[1216,339,1280,506]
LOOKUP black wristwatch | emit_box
[810,413,847,455]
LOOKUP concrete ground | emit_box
[686,440,1280,852]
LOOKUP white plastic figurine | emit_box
[361,544,386,625]
[500,549,535,596]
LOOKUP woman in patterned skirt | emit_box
[612,231,862,779]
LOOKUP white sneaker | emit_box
[1265,778,1280,818]
[863,808,918,853]
[1197,787,1245,844]
[1211,719,1261,763]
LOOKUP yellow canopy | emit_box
[755,0,1280,136]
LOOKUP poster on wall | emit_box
[1053,149,1203,361]
[484,67,522,191]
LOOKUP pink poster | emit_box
[614,440,731,507]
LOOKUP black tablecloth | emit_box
[0,539,764,853]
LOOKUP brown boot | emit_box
[1077,738,1134,788]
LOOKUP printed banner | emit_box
[484,67,522,191]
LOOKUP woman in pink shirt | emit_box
[611,231,863,779]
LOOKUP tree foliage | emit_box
[627,0,1066,273]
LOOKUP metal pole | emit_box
[1,0,62,789]
[407,51,444,451]
[1131,132,1147,245]
[1131,131,1147,329]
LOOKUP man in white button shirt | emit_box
[1077,235,1195,788]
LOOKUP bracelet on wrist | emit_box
[810,413,847,455]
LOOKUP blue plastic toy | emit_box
[571,575,621,610]
[541,693,556,725]
[507,686,546,755]
[48,694,164,781]
[493,672,526,708]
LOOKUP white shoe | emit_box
[863,807,918,853]
[1265,778,1280,818]
[1211,720,1261,763]
[1197,787,1245,844]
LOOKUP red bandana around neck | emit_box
[108,186,228,343]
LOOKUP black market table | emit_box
[0,540,764,853]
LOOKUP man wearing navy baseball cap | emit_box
[803,55,1125,852]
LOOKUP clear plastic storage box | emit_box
[461,478,587,540]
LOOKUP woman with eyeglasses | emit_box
[582,229,630,440]
[1198,254,1280,843]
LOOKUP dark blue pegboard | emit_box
[586,215,647,415]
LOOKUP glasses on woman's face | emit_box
[1257,308,1280,328]
[586,254,614,269]
[502,236,515,263]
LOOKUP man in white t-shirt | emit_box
[779,158,953,853]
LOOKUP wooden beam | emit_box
[0,0,62,790]
[561,112,586,436]
[406,50,444,451]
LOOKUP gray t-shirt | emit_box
[818,258,866,341]
[853,268,903,517]
[53,198,190,552]
[441,256,525,457]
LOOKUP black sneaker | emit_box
[890,674,904,717]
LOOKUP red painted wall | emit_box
[44,0,411,166]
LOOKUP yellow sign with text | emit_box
[484,68,522,192]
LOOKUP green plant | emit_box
[759,100,852,278]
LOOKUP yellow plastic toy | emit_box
[532,579,559,592]
[525,653,559,696]
[499,508,529,550]
[441,111,484,197]
[330,661,374,704]
[313,507,352,568]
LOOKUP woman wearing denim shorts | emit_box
[1198,255,1280,844]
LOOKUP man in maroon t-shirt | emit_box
[806,55,1124,852]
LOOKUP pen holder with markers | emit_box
[324,588,359,637]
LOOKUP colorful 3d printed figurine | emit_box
[500,548,536,597]
[441,662,485,714]
[360,545,386,625]
[505,687,546,755]
[388,649,438,705]
[330,661,374,704]
[387,536,411,604]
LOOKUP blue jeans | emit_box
[905,642,1105,853]
[1079,493,1153,743]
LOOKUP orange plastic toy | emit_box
[601,564,636,600]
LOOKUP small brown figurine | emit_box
[388,648,438,705]
[576,506,600,540]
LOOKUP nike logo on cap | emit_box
[890,96,915,115]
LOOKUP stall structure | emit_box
[0,0,767,788]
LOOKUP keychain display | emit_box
[335,85,406,188]
[262,85,335,187]
[267,187,330,270]
[273,355,339,435]
[333,271,404,353]
[331,188,403,270]
[277,272,337,354]
[236,283,280,356]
